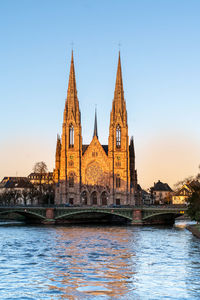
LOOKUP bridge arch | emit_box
[143,211,183,225]
[0,209,46,222]
[55,209,132,222]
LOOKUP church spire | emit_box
[114,51,124,97]
[110,51,127,125]
[64,50,80,124]
[55,134,61,171]
[67,50,77,93]
[130,136,135,158]
[93,108,98,139]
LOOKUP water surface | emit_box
[0,221,200,299]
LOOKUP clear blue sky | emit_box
[0,0,200,189]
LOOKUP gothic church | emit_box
[54,52,137,206]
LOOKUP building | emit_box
[28,172,53,185]
[0,177,34,205]
[142,189,153,205]
[150,180,173,204]
[172,180,200,205]
[0,177,30,194]
[53,51,138,206]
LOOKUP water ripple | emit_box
[0,222,200,299]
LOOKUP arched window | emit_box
[81,191,87,205]
[91,191,97,205]
[116,125,121,148]
[101,192,107,206]
[116,174,121,188]
[69,174,74,188]
[69,125,74,148]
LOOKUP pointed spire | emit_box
[110,51,127,125]
[55,134,61,171]
[64,50,80,124]
[56,134,61,157]
[130,136,135,158]
[114,51,124,97]
[93,108,98,139]
[68,50,77,93]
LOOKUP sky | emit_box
[0,0,200,189]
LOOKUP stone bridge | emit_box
[0,206,187,225]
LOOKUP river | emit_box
[0,221,200,299]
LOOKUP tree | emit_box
[3,190,15,206]
[174,165,200,191]
[0,193,5,206]
[33,161,48,174]
[29,187,39,206]
[33,161,48,191]
[21,190,30,206]
[174,176,194,190]
[187,188,200,222]
[12,190,20,206]
[37,184,54,206]
[196,165,200,181]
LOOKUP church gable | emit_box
[82,136,109,166]
[81,136,110,186]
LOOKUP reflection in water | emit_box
[50,227,136,298]
[0,221,200,299]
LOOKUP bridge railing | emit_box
[0,204,188,210]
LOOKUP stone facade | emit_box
[54,51,137,206]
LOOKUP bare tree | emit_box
[3,190,14,206]
[12,190,20,206]
[174,176,194,190]
[21,190,29,206]
[33,161,48,174]
[29,187,38,206]
[33,161,48,191]
[174,165,200,191]
[196,165,200,181]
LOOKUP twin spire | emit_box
[65,50,126,135]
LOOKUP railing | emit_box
[0,204,187,210]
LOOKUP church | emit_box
[53,51,138,206]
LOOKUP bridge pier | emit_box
[131,209,143,225]
[42,208,55,225]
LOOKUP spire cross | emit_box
[118,42,121,51]
[71,41,74,50]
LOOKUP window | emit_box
[116,198,120,205]
[69,125,74,148]
[116,175,121,188]
[101,192,107,206]
[115,162,121,167]
[69,174,74,187]
[116,125,121,148]
[68,160,74,167]
[91,191,97,205]
[81,191,87,205]
[92,152,98,157]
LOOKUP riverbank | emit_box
[187,224,200,238]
